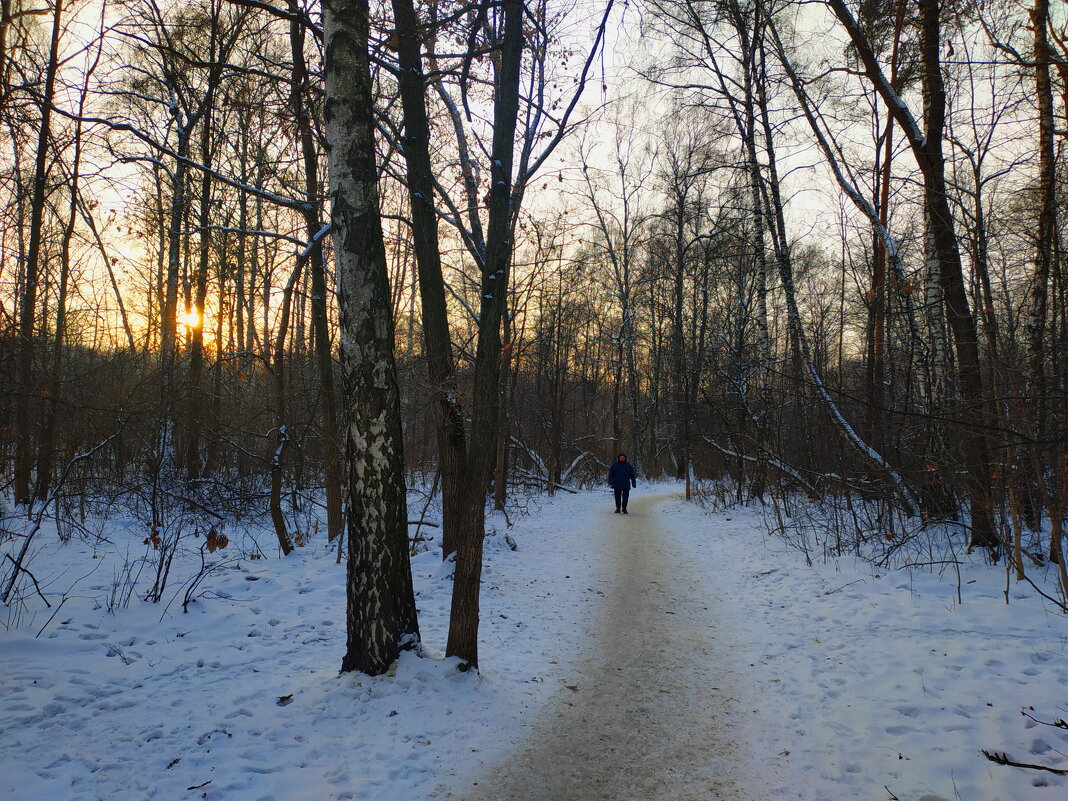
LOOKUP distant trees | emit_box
[558,0,1065,586]
[578,112,655,473]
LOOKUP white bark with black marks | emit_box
[323,0,419,675]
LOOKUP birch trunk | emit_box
[324,0,419,675]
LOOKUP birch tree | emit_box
[323,0,420,675]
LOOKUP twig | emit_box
[3,429,124,604]
[1021,710,1068,730]
[4,554,51,608]
[1014,571,1068,614]
[981,749,1068,775]
[36,596,68,638]
[822,578,864,595]
[411,469,440,550]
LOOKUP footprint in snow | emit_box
[885,725,915,736]
[1030,738,1052,755]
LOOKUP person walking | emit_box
[607,453,637,514]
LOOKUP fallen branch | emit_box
[981,749,1068,775]
[703,437,818,497]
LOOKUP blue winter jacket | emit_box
[607,455,637,489]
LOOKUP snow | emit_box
[662,495,1068,801]
[0,496,605,801]
[2,486,1066,801]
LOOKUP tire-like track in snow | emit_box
[464,492,749,801]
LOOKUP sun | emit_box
[178,310,201,329]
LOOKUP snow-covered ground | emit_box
[1,485,1066,801]
[664,495,1068,801]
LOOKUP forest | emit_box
[2,0,1066,674]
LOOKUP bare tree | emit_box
[286,0,343,543]
[828,0,998,549]
[13,0,64,505]
[388,0,615,667]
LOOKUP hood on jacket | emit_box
[617,452,627,460]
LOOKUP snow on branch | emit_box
[509,434,547,479]
[825,0,928,155]
[703,437,817,497]
[765,18,927,362]
[560,451,592,484]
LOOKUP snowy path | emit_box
[462,493,750,801]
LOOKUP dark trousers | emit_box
[613,486,630,511]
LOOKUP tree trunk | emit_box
[270,261,300,557]
[14,0,64,505]
[916,0,997,549]
[324,0,420,675]
[35,160,76,504]
[390,0,468,561]
[1030,0,1055,537]
[36,29,99,501]
[735,6,773,499]
[494,306,515,509]
[159,122,191,472]
[184,116,214,479]
[288,0,343,542]
[828,0,998,550]
[446,0,525,668]
[865,113,891,454]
